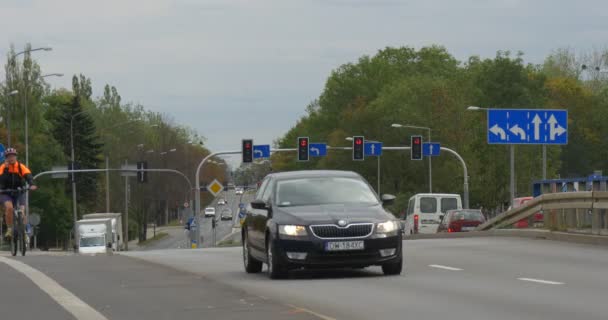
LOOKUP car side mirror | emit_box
[381,194,396,205]
[251,199,268,210]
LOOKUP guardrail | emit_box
[478,192,608,235]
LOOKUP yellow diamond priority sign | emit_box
[207,179,224,197]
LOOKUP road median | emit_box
[405,229,608,245]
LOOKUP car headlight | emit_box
[278,225,308,237]
[376,221,399,233]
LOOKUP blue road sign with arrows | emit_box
[487,109,568,145]
[308,143,327,157]
[0,144,4,162]
[423,143,440,156]
[253,145,270,159]
[364,142,383,156]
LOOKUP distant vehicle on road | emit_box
[510,196,543,228]
[76,218,112,254]
[235,187,244,195]
[242,170,403,279]
[221,210,233,221]
[82,213,123,251]
[204,207,216,218]
[226,183,235,190]
[402,193,462,234]
[437,209,485,233]
[218,199,227,205]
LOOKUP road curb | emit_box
[405,229,608,245]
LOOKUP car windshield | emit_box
[80,236,105,247]
[453,210,485,221]
[275,177,378,207]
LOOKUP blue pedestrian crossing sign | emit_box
[253,145,270,159]
[423,143,440,156]
[364,142,383,156]
[487,109,568,145]
[308,143,327,157]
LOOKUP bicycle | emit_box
[1,187,29,256]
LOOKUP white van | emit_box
[404,193,462,234]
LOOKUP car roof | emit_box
[412,193,461,198]
[266,170,362,180]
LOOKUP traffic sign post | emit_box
[253,145,270,159]
[309,143,327,157]
[487,109,568,144]
[423,143,441,157]
[364,142,383,156]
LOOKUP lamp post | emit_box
[391,123,432,193]
[467,106,515,207]
[160,148,177,224]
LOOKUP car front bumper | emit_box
[271,234,402,269]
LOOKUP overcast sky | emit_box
[1,0,606,160]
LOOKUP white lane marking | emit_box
[287,304,337,320]
[517,277,564,285]
[0,256,109,320]
[429,264,463,271]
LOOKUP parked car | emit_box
[437,209,485,233]
[510,197,543,228]
[242,170,402,279]
[402,193,462,234]
[204,207,216,218]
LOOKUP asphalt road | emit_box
[0,251,319,320]
[125,237,608,320]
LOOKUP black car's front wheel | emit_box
[382,257,403,276]
[267,239,288,279]
[243,231,263,273]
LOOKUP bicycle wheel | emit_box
[10,227,17,256]
[20,223,26,256]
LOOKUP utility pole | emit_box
[124,159,129,251]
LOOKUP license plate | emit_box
[325,241,365,251]
[462,227,475,231]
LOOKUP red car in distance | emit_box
[437,209,486,233]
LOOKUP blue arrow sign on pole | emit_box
[364,142,383,156]
[0,143,4,163]
[487,109,568,145]
[253,145,270,159]
[423,143,440,156]
[308,143,327,157]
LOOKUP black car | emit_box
[242,170,403,279]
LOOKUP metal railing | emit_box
[478,192,608,235]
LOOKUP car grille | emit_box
[310,223,374,239]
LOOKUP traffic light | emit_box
[353,136,364,161]
[297,137,309,162]
[242,139,253,163]
[137,161,148,183]
[411,135,423,160]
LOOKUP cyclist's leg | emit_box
[1,195,14,237]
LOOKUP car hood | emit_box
[273,203,392,225]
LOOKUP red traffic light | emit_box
[300,139,308,147]
[413,138,421,145]
[245,142,251,149]
[355,138,363,145]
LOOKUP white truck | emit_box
[82,213,123,251]
[76,218,112,254]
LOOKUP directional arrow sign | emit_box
[423,143,441,156]
[308,143,327,157]
[364,142,383,156]
[488,109,567,145]
[253,145,270,159]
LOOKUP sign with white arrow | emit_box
[308,143,327,157]
[253,145,270,159]
[487,109,568,145]
[423,143,441,156]
[364,142,383,156]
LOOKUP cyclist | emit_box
[0,148,37,238]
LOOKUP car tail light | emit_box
[414,214,419,233]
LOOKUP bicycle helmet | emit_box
[4,148,18,157]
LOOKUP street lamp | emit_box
[13,47,52,58]
[345,137,382,194]
[391,123,433,193]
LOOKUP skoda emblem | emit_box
[338,219,347,227]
